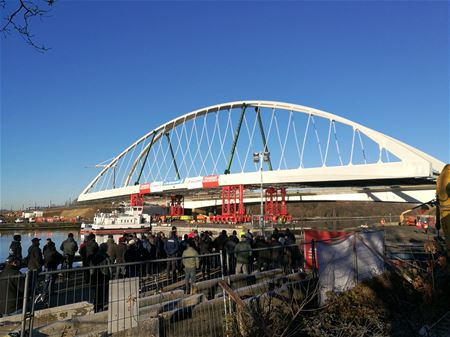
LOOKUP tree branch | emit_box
[1,0,54,51]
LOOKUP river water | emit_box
[0,229,82,262]
[0,228,154,262]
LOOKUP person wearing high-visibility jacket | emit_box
[437,164,450,257]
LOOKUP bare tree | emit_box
[1,0,55,51]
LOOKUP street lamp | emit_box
[253,151,270,235]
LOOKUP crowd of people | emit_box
[0,227,303,314]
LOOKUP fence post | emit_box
[27,271,39,337]
[353,235,359,284]
[158,314,165,337]
[220,253,229,335]
[20,270,30,337]
[219,252,225,281]
[311,240,317,278]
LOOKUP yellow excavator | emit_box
[398,203,434,226]
[436,164,450,257]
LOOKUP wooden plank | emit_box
[218,280,246,309]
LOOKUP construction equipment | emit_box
[436,164,450,255]
[398,202,435,226]
[169,195,184,217]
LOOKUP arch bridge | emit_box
[78,101,444,209]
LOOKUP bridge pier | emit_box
[207,185,292,224]
[209,185,251,223]
[264,187,292,223]
[130,193,145,206]
[169,195,184,217]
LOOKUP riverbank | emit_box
[0,222,81,231]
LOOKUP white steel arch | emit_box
[78,101,445,202]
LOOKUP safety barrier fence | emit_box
[0,243,307,336]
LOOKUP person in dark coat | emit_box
[198,232,212,279]
[164,230,179,282]
[224,231,239,275]
[26,238,44,297]
[285,228,296,243]
[115,237,127,263]
[8,234,22,263]
[140,235,152,260]
[272,228,280,241]
[213,230,228,252]
[282,235,294,273]
[213,230,228,272]
[0,257,24,316]
[155,232,166,259]
[270,234,283,269]
[80,234,99,282]
[79,237,88,267]
[60,233,78,269]
[43,242,62,270]
[90,244,110,312]
[115,237,127,278]
[27,238,43,272]
[80,234,99,267]
[147,235,158,260]
[42,238,53,255]
[179,234,189,254]
[86,234,99,263]
[106,235,117,263]
[140,235,156,276]
[43,242,62,295]
[124,240,141,277]
[254,236,271,271]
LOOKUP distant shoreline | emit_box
[0,222,81,231]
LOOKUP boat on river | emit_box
[80,204,152,235]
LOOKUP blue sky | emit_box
[1,0,449,209]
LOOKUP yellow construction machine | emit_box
[399,204,434,226]
[436,164,450,256]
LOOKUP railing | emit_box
[0,243,307,337]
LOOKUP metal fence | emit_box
[0,243,307,337]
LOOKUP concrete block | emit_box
[286,271,307,282]
[139,289,185,308]
[193,278,219,291]
[140,293,205,318]
[234,282,272,298]
[0,301,94,327]
[192,277,223,299]
[254,268,283,282]
[191,297,225,314]
[229,274,256,289]
[111,317,159,337]
[35,310,108,336]
[158,298,224,337]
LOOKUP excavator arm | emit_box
[399,200,435,226]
